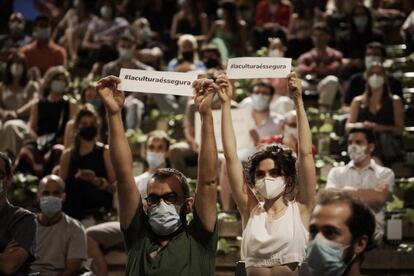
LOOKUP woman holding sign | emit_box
[217,71,316,275]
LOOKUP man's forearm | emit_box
[107,113,133,183]
[198,112,217,183]
[345,189,389,208]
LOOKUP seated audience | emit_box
[346,62,404,165]
[205,0,247,60]
[218,72,316,273]
[0,53,39,157]
[336,3,384,78]
[60,107,115,220]
[170,0,208,41]
[52,0,96,61]
[87,130,171,276]
[303,189,376,276]
[168,34,206,72]
[0,12,31,62]
[82,0,129,76]
[0,152,36,275]
[20,15,67,75]
[252,0,291,50]
[31,175,87,275]
[343,42,403,109]
[15,66,77,176]
[286,2,314,59]
[326,128,394,237]
[298,23,342,111]
[95,75,219,275]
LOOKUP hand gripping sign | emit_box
[226,57,292,79]
[118,68,199,96]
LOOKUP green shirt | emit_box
[122,205,218,276]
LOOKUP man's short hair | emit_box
[0,152,12,177]
[366,42,386,58]
[152,168,190,199]
[250,80,275,95]
[348,128,375,144]
[119,32,136,44]
[312,22,330,35]
[316,189,376,252]
[146,130,171,150]
[34,15,50,26]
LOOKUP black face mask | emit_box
[181,51,194,62]
[79,126,97,141]
[204,58,220,68]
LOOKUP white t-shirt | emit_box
[31,214,87,275]
[326,159,395,235]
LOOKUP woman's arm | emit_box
[28,100,39,138]
[170,13,181,40]
[217,74,250,214]
[59,148,71,181]
[205,20,219,43]
[345,97,362,131]
[290,72,316,211]
[103,146,116,193]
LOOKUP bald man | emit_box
[30,175,87,276]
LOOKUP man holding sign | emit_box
[96,75,218,276]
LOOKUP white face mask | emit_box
[268,49,283,57]
[147,200,182,236]
[10,63,24,77]
[347,144,368,164]
[254,176,286,199]
[50,80,66,93]
[251,94,270,112]
[368,74,384,89]
[146,151,166,169]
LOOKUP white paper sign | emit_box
[195,108,255,152]
[226,57,292,79]
[118,68,198,96]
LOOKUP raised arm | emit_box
[193,79,219,232]
[216,74,249,214]
[97,76,139,229]
[289,72,316,210]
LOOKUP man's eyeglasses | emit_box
[145,192,179,206]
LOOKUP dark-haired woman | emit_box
[205,0,246,60]
[217,71,316,275]
[0,53,38,157]
[346,62,404,165]
[59,107,115,220]
[14,66,77,175]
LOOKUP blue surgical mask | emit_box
[146,151,166,168]
[50,80,66,93]
[306,234,351,276]
[147,200,182,236]
[251,94,270,112]
[40,196,62,217]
